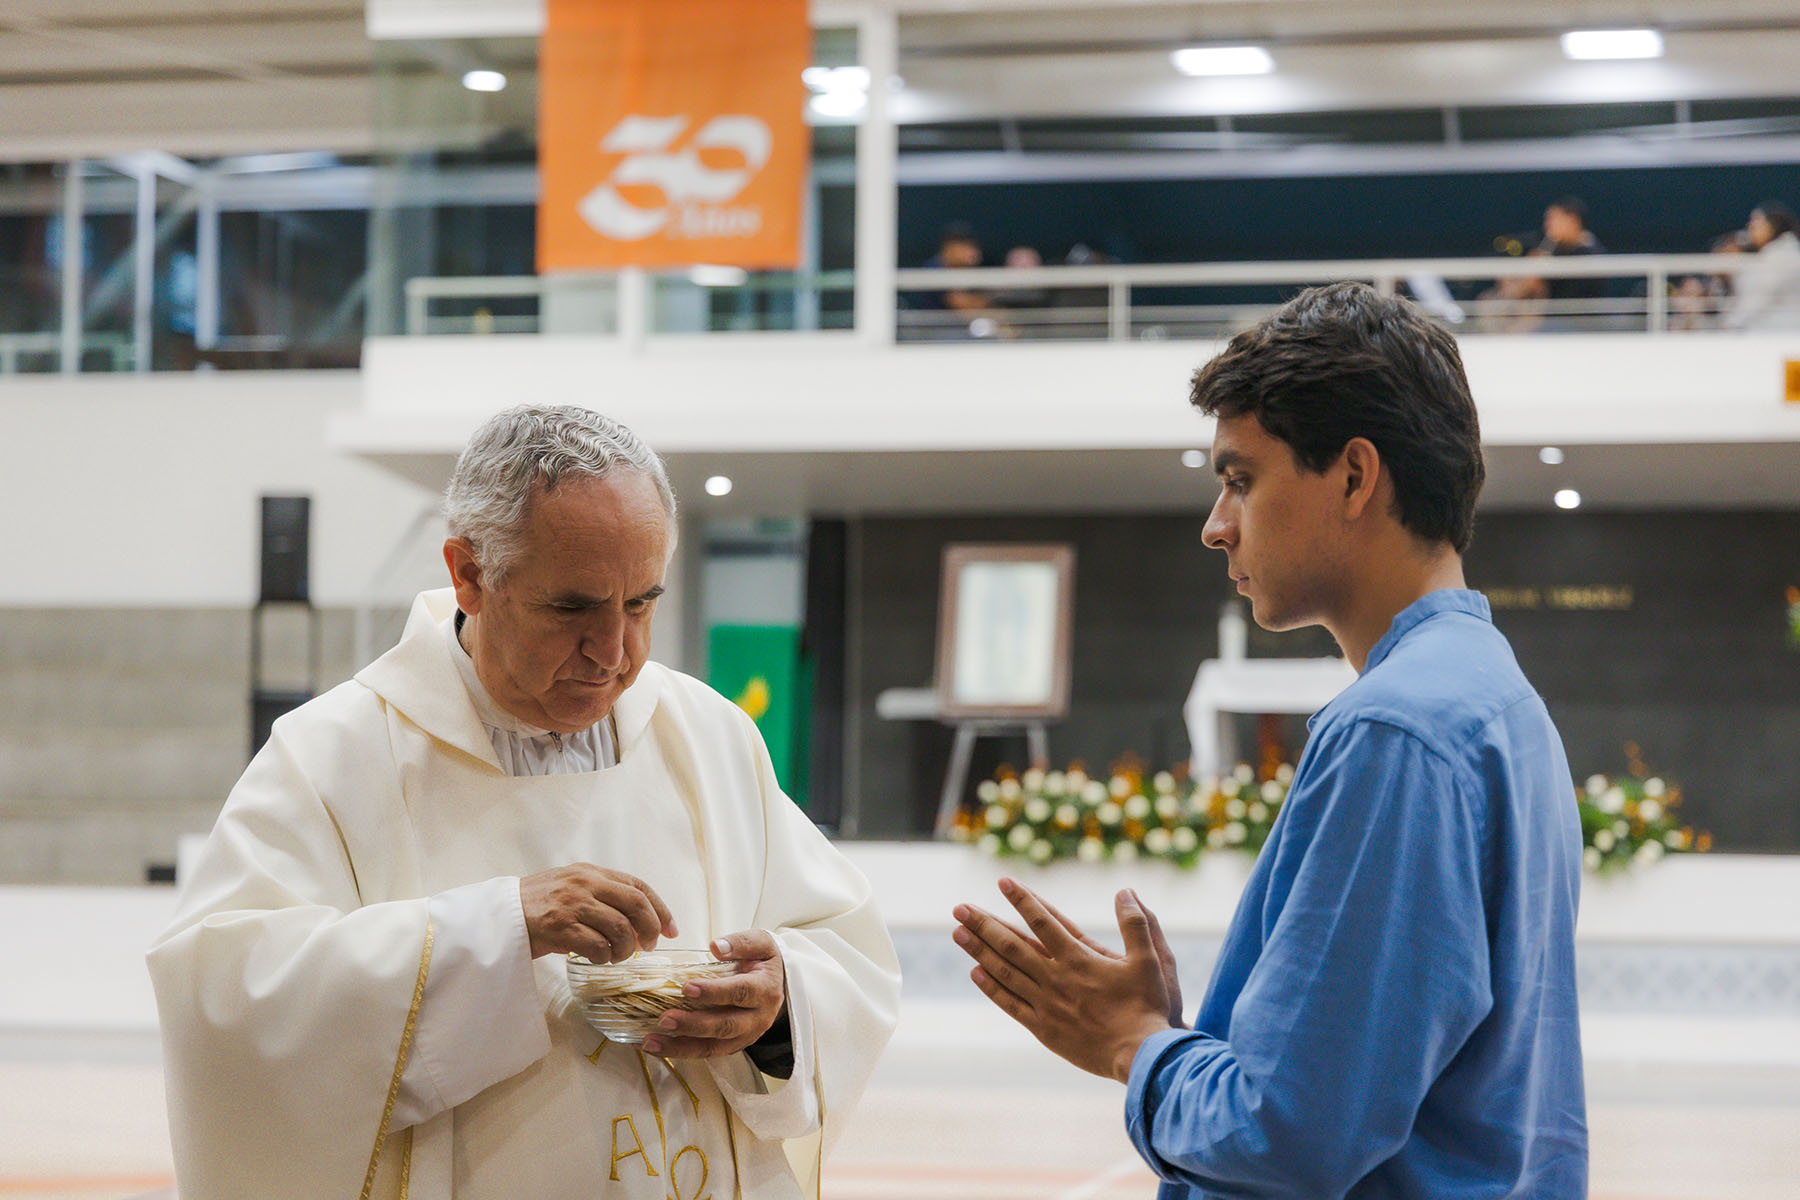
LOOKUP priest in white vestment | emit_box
[148,406,901,1199]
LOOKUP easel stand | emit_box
[935,718,1050,837]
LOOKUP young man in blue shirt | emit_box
[952,281,1587,1198]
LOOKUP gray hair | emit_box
[444,405,676,583]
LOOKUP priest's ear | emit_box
[444,537,490,615]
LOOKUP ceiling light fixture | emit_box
[1181,449,1208,469]
[461,69,507,93]
[1171,46,1275,77]
[803,64,875,121]
[1538,446,1565,465]
[1554,489,1583,510]
[689,265,748,288]
[704,475,734,497]
[1560,29,1663,60]
[808,90,867,119]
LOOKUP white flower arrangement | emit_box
[949,762,1288,869]
[950,749,1709,874]
[1576,764,1709,873]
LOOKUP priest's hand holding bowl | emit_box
[641,929,787,1060]
[521,865,788,1058]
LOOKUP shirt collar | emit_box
[1363,588,1492,674]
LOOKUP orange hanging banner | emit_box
[538,0,810,272]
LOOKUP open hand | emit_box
[643,929,786,1059]
[953,879,1181,1082]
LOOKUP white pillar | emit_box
[853,6,897,347]
[59,161,84,374]
[195,180,220,352]
[133,164,155,371]
[618,266,649,347]
[796,176,821,332]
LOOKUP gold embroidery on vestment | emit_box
[609,1114,658,1180]
[659,1056,701,1114]
[360,921,435,1200]
[668,1144,711,1200]
[635,1049,670,1166]
[587,1039,609,1065]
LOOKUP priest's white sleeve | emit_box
[391,876,548,1128]
[706,948,821,1138]
[148,701,443,1200]
[707,702,902,1155]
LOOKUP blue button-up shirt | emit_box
[1126,590,1587,1198]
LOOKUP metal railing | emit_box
[403,270,857,337]
[892,253,1781,340]
[400,253,1791,342]
[0,332,135,373]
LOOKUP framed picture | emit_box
[934,543,1076,720]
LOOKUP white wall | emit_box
[350,331,1800,452]
[0,371,437,608]
[8,329,1800,607]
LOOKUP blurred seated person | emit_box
[1670,230,1748,331]
[1051,242,1117,337]
[989,245,1053,338]
[1728,201,1800,331]
[991,244,1050,309]
[1478,197,1607,332]
[921,224,990,314]
[1534,196,1608,325]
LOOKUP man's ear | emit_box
[443,538,487,615]
[1340,437,1384,522]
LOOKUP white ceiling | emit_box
[4,0,1800,161]
[353,441,1800,519]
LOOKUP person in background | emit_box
[1533,195,1608,326]
[1670,230,1749,332]
[1728,201,1800,331]
[990,244,1051,337]
[922,223,990,315]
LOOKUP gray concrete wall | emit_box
[0,606,373,884]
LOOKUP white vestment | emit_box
[148,589,901,1200]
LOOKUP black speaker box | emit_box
[259,495,311,603]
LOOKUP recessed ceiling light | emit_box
[461,69,507,93]
[808,91,867,119]
[1560,29,1663,60]
[1181,449,1208,469]
[704,475,733,497]
[689,265,748,288]
[1538,446,1565,465]
[1171,46,1274,77]
[1554,489,1582,510]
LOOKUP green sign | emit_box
[706,623,807,806]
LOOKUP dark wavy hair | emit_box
[1189,282,1485,553]
[1753,201,1799,241]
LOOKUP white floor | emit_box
[4,1024,1797,1200]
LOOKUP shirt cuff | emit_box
[392,876,550,1128]
[1125,1027,1211,1178]
[708,935,820,1140]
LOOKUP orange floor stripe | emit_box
[0,1178,173,1194]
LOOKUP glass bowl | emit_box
[566,950,735,1044]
